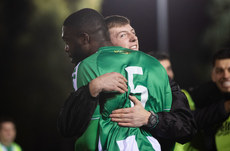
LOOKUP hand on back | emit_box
[110,95,151,127]
[89,72,128,97]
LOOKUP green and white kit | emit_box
[73,46,172,151]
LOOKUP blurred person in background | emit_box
[155,48,230,151]
[149,52,195,111]
[184,48,230,151]
[0,117,22,151]
[149,52,174,79]
[148,52,196,151]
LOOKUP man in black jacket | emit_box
[187,48,230,151]
[58,14,196,150]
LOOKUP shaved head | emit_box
[62,8,112,64]
[63,8,110,41]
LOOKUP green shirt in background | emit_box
[0,142,22,151]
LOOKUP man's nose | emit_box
[130,34,138,42]
[223,70,230,78]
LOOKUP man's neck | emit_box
[102,41,113,46]
[0,140,12,147]
[72,41,114,65]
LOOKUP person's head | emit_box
[62,8,111,64]
[105,15,139,50]
[0,117,16,146]
[211,48,230,93]
[148,51,174,79]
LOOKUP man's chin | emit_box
[220,86,230,93]
[71,57,81,64]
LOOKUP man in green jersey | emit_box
[102,15,196,150]
[61,8,172,150]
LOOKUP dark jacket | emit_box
[146,79,197,151]
[189,81,230,151]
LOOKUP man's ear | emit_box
[80,33,90,44]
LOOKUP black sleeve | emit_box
[189,82,230,129]
[193,101,228,129]
[144,79,197,144]
[57,84,99,138]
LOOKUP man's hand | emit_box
[110,95,151,127]
[89,72,128,97]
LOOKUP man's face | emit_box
[62,26,87,64]
[159,59,174,79]
[212,59,230,93]
[0,122,16,144]
[109,24,139,50]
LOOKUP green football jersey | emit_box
[73,46,172,151]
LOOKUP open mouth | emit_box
[130,45,138,50]
[222,81,230,87]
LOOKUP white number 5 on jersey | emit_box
[125,66,148,108]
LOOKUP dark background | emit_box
[1,0,229,150]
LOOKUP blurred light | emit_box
[157,0,168,52]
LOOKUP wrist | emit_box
[146,111,159,129]
[89,79,102,97]
[144,112,151,126]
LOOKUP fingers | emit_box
[112,83,127,94]
[112,72,127,82]
[111,117,136,127]
[111,117,132,122]
[117,77,127,86]
[110,115,139,127]
[110,108,133,124]
[110,114,133,124]
[111,108,131,114]
[129,95,141,105]
[110,72,127,82]
[109,73,128,93]
[100,72,128,93]
[117,82,128,93]
[115,73,128,90]
[119,74,128,83]
[117,122,135,127]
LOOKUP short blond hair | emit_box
[105,15,130,29]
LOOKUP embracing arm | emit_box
[149,79,197,144]
[110,79,197,144]
[57,84,98,138]
[57,72,128,138]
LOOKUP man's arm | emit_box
[110,79,197,144]
[192,98,230,130]
[57,72,128,138]
[189,82,230,130]
[57,84,98,138]
[149,79,197,143]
